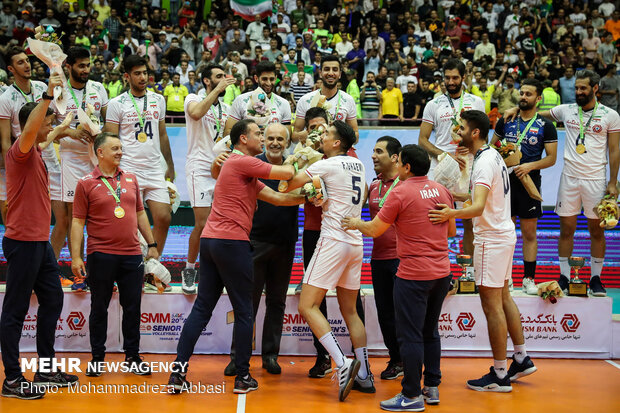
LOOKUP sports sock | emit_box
[185,262,196,270]
[354,347,369,380]
[559,257,570,279]
[590,256,604,278]
[513,344,527,363]
[494,359,507,379]
[319,331,346,368]
[523,261,536,279]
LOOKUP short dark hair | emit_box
[66,46,90,65]
[320,54,341,70]
[200,64,224,83]
[443,58,466,77]
[93,132,120,154]
[123,55,147,74]
[575,69,601,87]
[231,119,257,146]
[399,144,430,176]
[255,61,276,77]
[305,107,329,127]
[460,110,490,142]
[6,46,27,67]
[376,136,402,157]
[332,120,355,152]
[520,78,543,96]
[18,102,54,129]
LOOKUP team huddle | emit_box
[0,48,618,413]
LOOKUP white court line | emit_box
[236,393,246,413]
[605,360,620,370]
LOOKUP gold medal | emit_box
[114,206,125,218]
[576,144,586,154]
[137,132,148,143]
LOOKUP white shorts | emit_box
[474,241,515,288]
[555,173,606,220]
[304,237,363,290]
[0,168,6,200]
[133,170,170,204]
[186,170,215,208]
[49,171,62,201]
[61,153,95,202]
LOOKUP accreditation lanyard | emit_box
[129,93,148,129]
[67,80,88,111]
[469,145,490,195]
[446,93,464,126]
[13,82,34,102]
[330,91,342,119]
[211,102,222,138]
[232,149,244,155]
[577,101,598,147]
[101,174,122,207]
[516,115,537,147]
[378,177,399,208]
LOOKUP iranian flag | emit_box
[230,0,273,21]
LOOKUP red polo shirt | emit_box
[73,166,144,255]
[368,173,400,260]
[5,143,51,241]
[378,176,453,280]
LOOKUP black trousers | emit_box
[86,252,143,358]
[0,238,63,381]
[371,259,401,364]
[394,275,451,398]
[176,238,254,377]
[230,239,296,361]
[303,230,365,357]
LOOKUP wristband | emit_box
[147,242,158,248]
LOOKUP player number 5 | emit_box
[352,176,361,205]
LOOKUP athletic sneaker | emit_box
[508,277,514,292]
[335,358,360,402]
[2,377,45,400]
[352,373,375,393]
[467,367,512,392]
[86,358,104,377]
[558,276,569,294]
[233,374,258,394]
[224,360,237,376]
[71,279,88,292]
[144,274,172,292]
[295,281,303,295]
[167,372,189,394]
[308,355,332,378]
[380,393,425,412]
[181,268,197,295]
[422,386,439,404]
[522,277,538,295]
[381,361,404,380]
[125,355,151,375]
[33,371,78,387]
[59,274,73,288]
[589,277,607,297]
[507,355,537,381]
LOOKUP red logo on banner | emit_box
[560,314,580,332]
[67,312,86,331]
[456,312,476,331]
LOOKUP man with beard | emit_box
[104,55,175,260]
[181,65,235,294]
[418,59,485,280]
[293,55,359,144]
[505,70,620,297]
[429,110,536,392]
[491,79,557,295]
[50,47,109,291]
[223,61,292,136]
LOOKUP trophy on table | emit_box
[456,254,477,294]
[568,256,588,297]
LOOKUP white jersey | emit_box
[51,80,109,154]
[228,91,292,124]
[0,80,60,173]
[105,91,167,173]
[550,102,620,180]
[184,93,230,173]
[471,146,516,244]
[296,89,357,122]
[306,155,365,245]
[421,92,486,154]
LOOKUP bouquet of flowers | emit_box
[309,93,333,122]
[594,195,619,229]
[33,25,63,45]
[301,176,328,207]
[246,87,272,128]
[27,37,69,113]
[493,139,542,201]
[433,151,461,190]
[278,125,325,192]
[166,181,181,214]
[79,103,103,166]
[537,280,564,304]
[139,232,171,294]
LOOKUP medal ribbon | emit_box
[378,177,399,208]
[446,93,464,126]
[13,82,34,102]
[101,175,121,206]
[232,149,244,155]
[516,115,537,147]
[577,101,598,150]
[67,80,88,111]
[468,144,490,195]
[211,102,222,139]
[129,92,148,129]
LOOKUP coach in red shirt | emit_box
[70,132,159,376]
[342,144,456,410]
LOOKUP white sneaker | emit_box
[181,268,197,295]
[508,277,514,292]
[334,358,360,402]
[522,277,538,295]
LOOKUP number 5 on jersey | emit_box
[352,176,361,205]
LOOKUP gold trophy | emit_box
[456,254,476,294]
[568,256,588,297]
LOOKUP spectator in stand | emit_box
[290,69,313,104]
[493,66,519,115]
[402,81,422,123]
[558,66,576,105]
[365,26,386,57]
[264,38,284,62]
[474,33,496,67]
[582,26,602,62]
[184,70,201,95]
[396,65,418,94]
[604,11,620,41]
[380,77,403,125]
[164,73,188,124]
[598,32,618,69]
[226,20,246,43]
[599,65,620,113]
[247,15,267,51]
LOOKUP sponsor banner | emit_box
[0,291,121,352]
